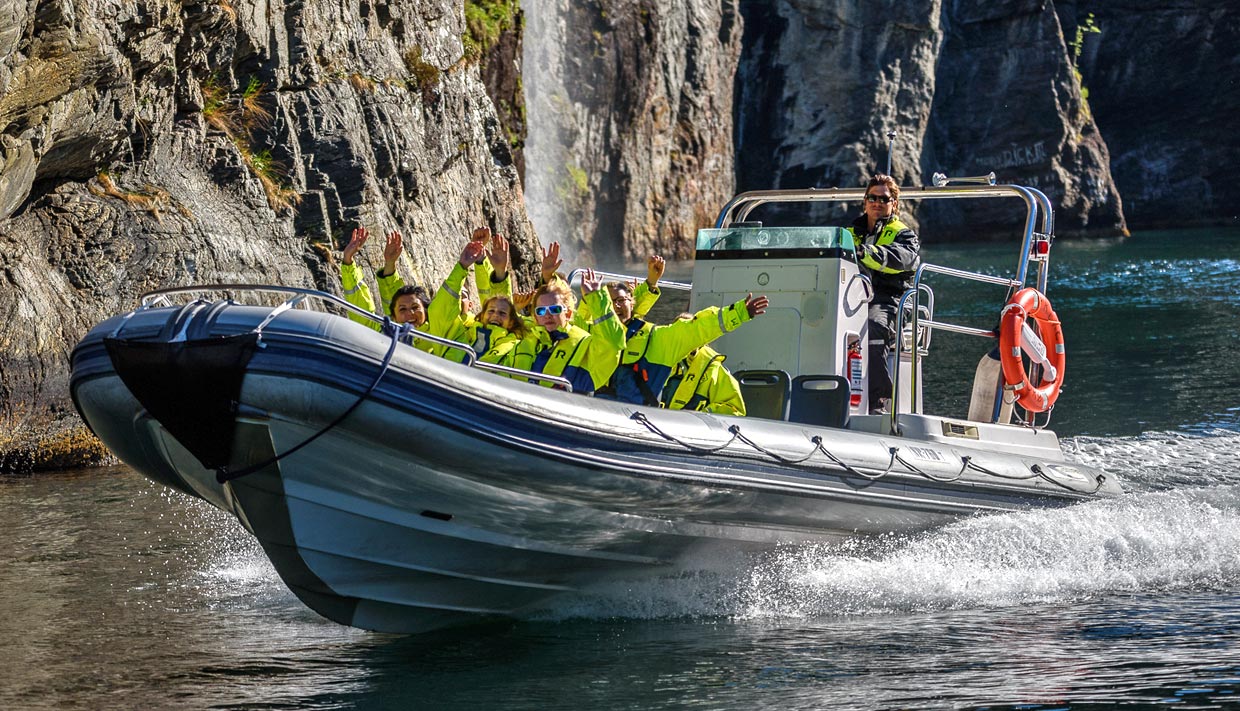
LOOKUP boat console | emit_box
[682,179,1062,453]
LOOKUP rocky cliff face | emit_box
[736,0,1127,238]
[1061,1,1240,229]
[470,1,527,181]
[4,0,1226,472]
[0,0,536,470]
[524,0,743,263]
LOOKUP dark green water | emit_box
[920,228,1240,437]
[5,230,1240,709]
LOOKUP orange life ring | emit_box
[998,288,1065,413]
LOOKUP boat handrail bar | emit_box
[136,282,483,358]
[474,362,573,392]
[135,283,577,390]
[916,263,1022,289]
[140,284,382,324]
[889,262,1024,432]
[914,319,996,339]
[566,268,693,292]
[717,184,1044,230]
[714,183,1050,289]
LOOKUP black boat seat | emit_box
[735,369,791,421]
[789,374,850,428]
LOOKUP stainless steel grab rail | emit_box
[133,283,574,392]
[710,182,1056,433]
[891,263,1024,433]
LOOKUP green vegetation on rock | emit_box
[463,0,521,61]
[1070,13,1102,113]
[198,75,299,211]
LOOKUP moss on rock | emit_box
[0,412,115,476]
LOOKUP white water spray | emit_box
[534,431,1240,623]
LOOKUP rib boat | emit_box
[70,177,1122,633]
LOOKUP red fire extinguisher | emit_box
[847,338,864,408]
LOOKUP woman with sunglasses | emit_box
[512,270,625,395]
[847,173,921,414]
[428,234,527,366]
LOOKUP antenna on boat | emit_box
[885,130,896,175]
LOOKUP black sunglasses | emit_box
[865,194,893,204]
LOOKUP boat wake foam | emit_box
[1067,427,1240,491]
[535,484,1240,624]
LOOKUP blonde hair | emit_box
[478,295,526,337]
[532,279,573,307]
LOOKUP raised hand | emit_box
[646,254,665,287]
[471,226,492,245]
[540,241,563,284]
[488,233,510,278]
[342,227,369,266]
[744,293,770,319]
[513,289,535,312]
[459,239,487,268]
[381,231,403,276]
[581,268,601,294]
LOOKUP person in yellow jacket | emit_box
[429,234,526,366]
[663,343,746,417]
[847,174,921,413]
[512,270,624,395]
[602,279,768,407]
[461,226,514,305]
[339,227,435,352]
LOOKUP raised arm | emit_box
[428,240,486,338]
[657,292,769,363]
[339,227,380,330]
[376,231,407,314]
[579,269,625,389]
[478,232,513,301]
[379,230,403,277]
[646,254,665,290]
[342,227,369,266]
[539,241,563,286]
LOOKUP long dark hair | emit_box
[389,284,431,317]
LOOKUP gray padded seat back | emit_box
[789,374,850,428]
[735,369,791,421]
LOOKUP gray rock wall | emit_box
[524,0,743,263]
[0,0,536,451]
[735,0,1127,239]
[1061,1,1240,229]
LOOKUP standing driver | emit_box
[848,174,920,414]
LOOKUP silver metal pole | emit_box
[885,131,896,175]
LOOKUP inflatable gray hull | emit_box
[71,298,1120,633]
